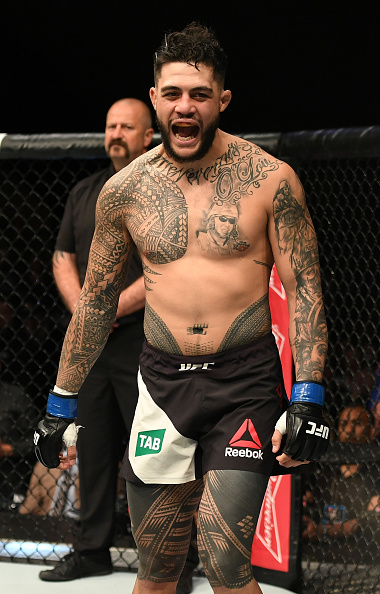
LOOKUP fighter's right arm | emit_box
[35,175,134,468]
[56,176,133,392]
[52,250,81,314]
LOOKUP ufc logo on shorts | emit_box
[306,421,329,439]
[33,431,40,446]
[179,362,215,371]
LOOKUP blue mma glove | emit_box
[34,390,78,468]
[275,382,330,462]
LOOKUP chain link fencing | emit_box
[1,128,380,591]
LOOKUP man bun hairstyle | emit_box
[154,21,228,88]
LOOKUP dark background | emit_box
[1,1,379,136]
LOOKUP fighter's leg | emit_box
[127,479,204,593]
[198,469,268,593]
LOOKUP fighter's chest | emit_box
[127,167,267,265]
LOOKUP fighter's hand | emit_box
[272,382,330,467]
[58,444,78,470]
[272,402,330,466]
[33,389,79,468]
[271,413,310,467]
[34,414,79,468]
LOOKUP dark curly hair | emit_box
[153,22,228,88]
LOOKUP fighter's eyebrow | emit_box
[160,85,214,94]
[160,85,181,93]
[191,86,213,93]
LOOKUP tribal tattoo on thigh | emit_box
[198,470,268,589]
[129,480,203,583]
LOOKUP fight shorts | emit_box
[122,333,290,485]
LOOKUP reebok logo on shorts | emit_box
[225,419,264,459]
[135,429,166,457]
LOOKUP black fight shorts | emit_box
[122,333,290,484]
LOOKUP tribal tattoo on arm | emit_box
[56,180,132,391]
[273,179,328,381]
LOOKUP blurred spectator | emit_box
[19,459,79,518]
[325,340,378,417]
[368,362,380,440]
[303,402,380,544]
[0,354,39,509]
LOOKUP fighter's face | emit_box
[150,62,231,163]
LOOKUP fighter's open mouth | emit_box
[172,122,199,141]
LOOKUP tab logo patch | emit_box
[135,429,166,457]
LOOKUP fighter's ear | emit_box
[144,128,155,149]
[219,90,232,112]
[150,87,157,111]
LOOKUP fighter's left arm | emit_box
[268,164,329,466]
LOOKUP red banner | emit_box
[251,265,293,573]
[268,265,292,398]
[252,474,291,571]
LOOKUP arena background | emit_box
[1,3,380,593]
[1,2,379,135]
[1,127,380,593]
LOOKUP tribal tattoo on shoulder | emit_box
[122,157,188,265]
[273,180,328,380]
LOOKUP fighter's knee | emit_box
[198,545,253,589]
[136,543,186,584]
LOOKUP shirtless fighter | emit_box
[34,22,329,594]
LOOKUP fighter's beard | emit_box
[156,115,219,163]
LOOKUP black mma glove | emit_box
[275,381,330,462]
[34,389,78,468]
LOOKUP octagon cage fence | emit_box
[1,127,380,593]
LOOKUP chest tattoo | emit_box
[132,143,279,266]
[127,168,188,265]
